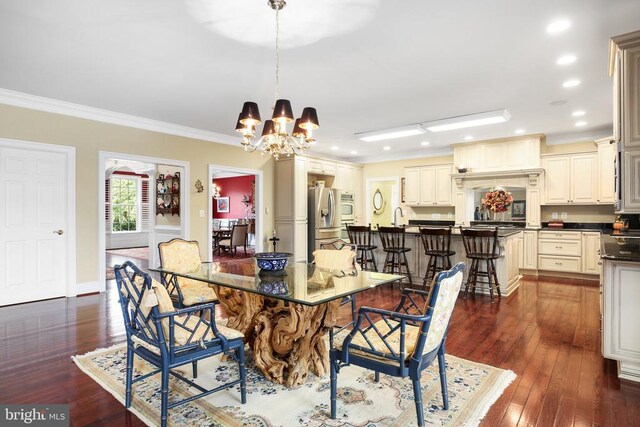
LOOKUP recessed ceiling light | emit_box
[383,146,391,151]
[562,79,581,88]
[350,150,358,155]
[464,135,474,141]
[556,54,577,65]
[547,19,571,34]
[575,121,587,127]
[515,129,526,135]
[423,109,510,132]
[421,141,430,146]
[330,146,339,150]
[572,110,585,117]
[355,124,425,142]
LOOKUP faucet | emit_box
[393,207,404,227]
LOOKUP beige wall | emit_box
[0,104,274,284]
[541,140,596,154]
[370,181,394,227]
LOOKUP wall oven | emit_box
[341,193,355,222]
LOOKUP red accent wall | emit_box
[212,175,255,219]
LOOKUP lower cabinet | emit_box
[537,230,600,276]
[602,259,640,383]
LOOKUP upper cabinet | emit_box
[611,31,640,213]
[596,138,616,204]
[335,162,364,222]
[307,158,336,176]
[404,164,453,206]
[542,153,598,205]
[611,37,640,148]
[453,136,542,173]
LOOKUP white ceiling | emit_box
[1,0,639,163]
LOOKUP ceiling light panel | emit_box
[356,124,426,142]
[423,109,511,132]
[556,54,577,65]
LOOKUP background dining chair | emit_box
[330,262,465,427]
[114,261,246,427]
[218,223,249,256]
[158,238,217,308]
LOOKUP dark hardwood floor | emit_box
[1,274,639,426]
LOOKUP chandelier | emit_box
[235,0,319,160]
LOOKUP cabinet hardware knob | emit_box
[53,229,64,235]
[556,246,562,249]
[555,262,562,265]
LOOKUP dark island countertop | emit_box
[601,234,640,262]
[372,226,522,238]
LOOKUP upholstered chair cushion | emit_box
[158,239,217,305]
[334,320,420,364]
[313,247,357,270]
[159,240,201,273]
[417,270,463,356]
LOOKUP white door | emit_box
[0,146,67,305]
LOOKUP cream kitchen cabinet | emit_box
[596,138,616,204]
[602,259,640,382]
[404,164,453,206]
[542,153,597,204]
[611,31,640,213]
[537,230,600,276]
[519,230,537,270]
[335,162,364,223]
[611,37,640,149]
[307,158,336,176]
[538,230,582,273]
[453,136,541,173]
[582,232,602,275]
[275,156,308,261]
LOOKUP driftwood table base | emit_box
[212,285,340,388]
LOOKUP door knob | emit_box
[53,230,64,235]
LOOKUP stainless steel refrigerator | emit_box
[308,187,342,260]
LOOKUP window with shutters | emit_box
[110,176,140,232]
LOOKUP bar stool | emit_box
[377,225,413,286]
[459,226,501,302]
[346,224,378,271]
[419,227,455,290]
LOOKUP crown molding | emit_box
[0,88,238,145]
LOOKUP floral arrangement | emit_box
[482,188,513,213]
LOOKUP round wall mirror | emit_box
[372,189,384,211]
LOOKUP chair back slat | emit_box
[377,225,406,250]
[114,262,164,348]
[347,224,373,247]
[419,227,452,254]
[459,227,499,258]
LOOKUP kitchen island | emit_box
[369,227,522,297]
[600,234,640,383]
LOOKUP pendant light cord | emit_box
[274,9,280,105]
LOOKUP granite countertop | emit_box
[601,234,640,262]
[539,222,612,232]
[372,226,522,238]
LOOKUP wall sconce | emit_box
[194,179,204,193]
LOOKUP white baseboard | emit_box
[73,280,101,296]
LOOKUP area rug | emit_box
[73,344,515,427]
[106,247,150,280]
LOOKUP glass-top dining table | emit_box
[150,261,403,387]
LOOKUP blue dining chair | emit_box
[329,262,465,427]
[114,261,246,427]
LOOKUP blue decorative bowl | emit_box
[253,252,292,272]
[257,274,290,295]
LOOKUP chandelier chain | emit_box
[274,9,280,105]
